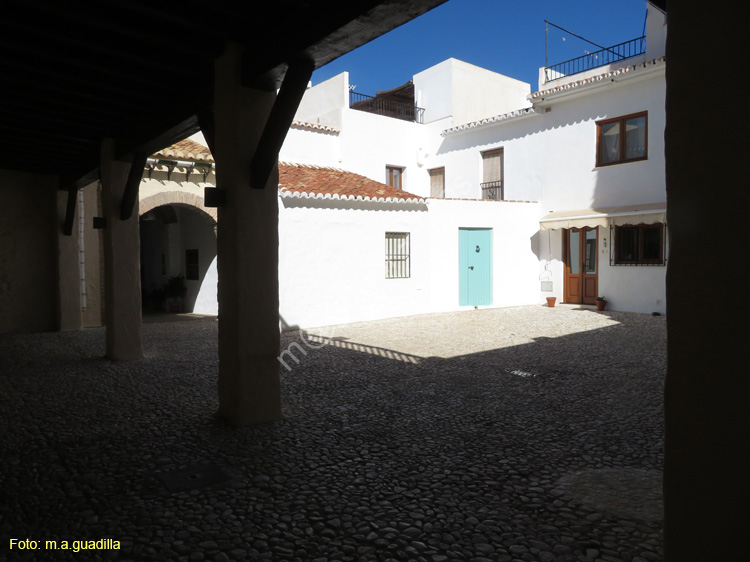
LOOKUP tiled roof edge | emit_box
[278,187,426,205]
[442,107,539,136]
[290,121,340,134]
[528,56,666,101]
[428,197,539,203]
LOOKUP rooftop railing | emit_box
[543,36,646,84]
[350,92,425,124]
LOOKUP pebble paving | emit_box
[0,305,665,562]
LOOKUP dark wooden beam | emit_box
[250,57,315,189]
[120,152,148,220]
[197,109,216,156]
[115,112,203,161]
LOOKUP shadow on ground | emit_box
[0,309,664,562]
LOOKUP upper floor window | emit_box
[597,112,647,166]
[429,167,445,198]
[481,148,503,200]
[386,166,404,190]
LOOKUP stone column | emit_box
[212,45,282,425]
[56,188,82,331]
[100,139,144,360]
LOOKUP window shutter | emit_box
[429,167,445,198]
[482,149,503,182]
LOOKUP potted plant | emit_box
[144,285,165,312]
[595,296,607,311]
[164,275,187,313]
[546,296,556,307]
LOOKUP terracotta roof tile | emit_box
[152,141,422,203]
[153,137,214,162]
[279,163,422,202]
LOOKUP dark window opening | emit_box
[614,223,664,265]
[186,249,199,280]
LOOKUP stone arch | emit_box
[139,190,218,314]
[139,191,217,223]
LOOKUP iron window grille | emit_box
[385,232,410,279]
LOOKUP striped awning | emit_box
[539,202,667,230]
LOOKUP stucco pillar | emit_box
[212,45,282,425]
[100,139,144,360]
[56,189,82,331]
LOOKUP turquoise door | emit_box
[459,228,492,306]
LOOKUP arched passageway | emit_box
[139,199,217,315]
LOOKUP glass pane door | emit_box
[585,228,597,274]
[569,230,580,274]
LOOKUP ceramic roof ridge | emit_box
[442,107,538,135]
[278,161,346,172]
[290,121,340,133]
[529,56,666,100]
[278,187,425,204]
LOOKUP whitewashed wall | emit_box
[277,197,431,328]
[535,73,666,212]
[426,199,543,313]
[413,58,531,127]
[280,127,342,168]
[273,197,542,329]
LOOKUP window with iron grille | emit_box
[481,148,503,200]
[613,223,664,265]
[385,232,410,278]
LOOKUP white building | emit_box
[86,0,666,329]
[275,0,668,318]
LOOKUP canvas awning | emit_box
[539,202,667,230]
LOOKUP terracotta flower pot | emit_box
[546,297,556,307]
[595,300,607,311]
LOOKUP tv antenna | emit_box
[544,20,610,68]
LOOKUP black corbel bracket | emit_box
[62,184,78,236]
[250,57,315,189]
[120,153,148,220]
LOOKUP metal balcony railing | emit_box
[544,36,646,84]
[350,92,425,124]
[481,180,503,201]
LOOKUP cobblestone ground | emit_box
[0,306,665,562]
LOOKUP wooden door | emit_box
[459,228,492,306]
[564,227,598,304]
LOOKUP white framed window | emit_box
[386,166,404,190]
[429,167,445,198]
[597,111,648,166]
[385,232,410,278]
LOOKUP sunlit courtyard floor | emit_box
[1,305,665,562]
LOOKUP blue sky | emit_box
[312,0,649,94]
